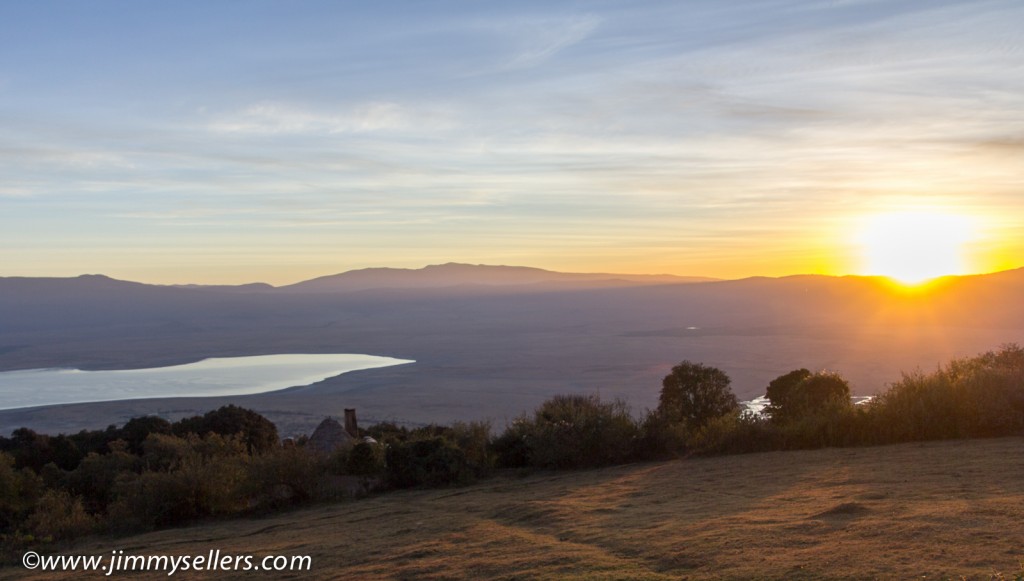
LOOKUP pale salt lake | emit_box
[0,354,414,411]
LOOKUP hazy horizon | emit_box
[6,261,1024,289]
[3,1,1023,285]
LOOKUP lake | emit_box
[0,354,414,411]
[740,394,875,416]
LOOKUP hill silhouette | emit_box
[278,263,714,293]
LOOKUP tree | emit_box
[173,405,278,453]
[0,451,43,531]
[658,361,738,429]
[766,370,851,424]
[5,428,55,473]
[764,368,811,423]
[120,416,172,455]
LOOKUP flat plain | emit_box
[12,436,1024,580]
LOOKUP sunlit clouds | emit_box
[1,1,1022,284]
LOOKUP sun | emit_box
[857,211,974,285]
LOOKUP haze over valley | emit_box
[2,263,1021,436]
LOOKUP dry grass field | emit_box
[11,437,1024,580]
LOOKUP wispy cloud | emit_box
[207,102,412,135]
[0,187,34,198]
[502,14,601,70]
[972,136,1024,152]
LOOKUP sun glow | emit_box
[858,212,975,285]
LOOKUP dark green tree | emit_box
[5,428,54,473]
[173,405,278,453]
[767,370,851,424]
[764,368,812,423]
[120,416,172,455]
[658,361,738,429]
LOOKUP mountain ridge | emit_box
[5,264,1022,294]
[278,262,718,293]
[0,263,718,293]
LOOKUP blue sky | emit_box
[2,0,1022,283]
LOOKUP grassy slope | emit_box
[11,437,1024,580]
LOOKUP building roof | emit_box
[307,417,355,454]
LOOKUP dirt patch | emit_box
[812,501,871,519]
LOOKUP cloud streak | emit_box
[207,102,414,135]
[502,14,601,70]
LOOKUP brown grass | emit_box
[10,437,1024,580]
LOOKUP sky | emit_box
[1,0,1022,285]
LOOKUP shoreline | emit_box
[0,353,415,412]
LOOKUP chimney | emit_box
[344,408,358,438]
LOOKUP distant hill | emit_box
[278,263,717,294]
[173,282,275,292]
[0,274,274,335]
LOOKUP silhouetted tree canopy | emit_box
[120,416,172,454]
[172,405,278,453]
[658,361,738,429]
[767,370,851,424]
[764,368,812,423]
[1,429,55,473]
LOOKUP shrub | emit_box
[448,421,494,478]
[246,446,326,509]
[25,490,95,541]
[495,394,639,470]
[346,442,385,476]
[171,435,250,517]
[635,410,689,460]
[777,400,857,449]
[108,434,250,531]
[687,411,781,455]
[385,438,471,488]
[491,418,532,468]
[870,344,1024,441]
[364,422,408,442]
[108,471,196,531]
